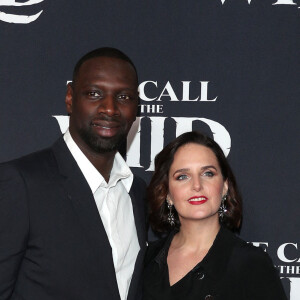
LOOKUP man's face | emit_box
[66,56,138,153]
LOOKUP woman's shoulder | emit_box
[147,237,167,253]
[146,235,167,254]
[226,233,287,298]
[227,232,280,280]
[145,232,175,267]
[231,234,272,266]
[219,227,265,255]
[216,228,273,272]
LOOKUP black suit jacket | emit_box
[144,227,287,300]
[0,137,147,300]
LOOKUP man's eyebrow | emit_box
[82,84,137,91]
[81,84,100,89]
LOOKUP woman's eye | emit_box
[176,174,188,180]
[203,171,214,177]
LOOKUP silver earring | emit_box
[218,194,228,220]
[167,200,175,226]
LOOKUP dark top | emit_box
[143,226,287,300]
[0,137,147,300]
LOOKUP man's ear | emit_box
[65,83,73,115]
[134,90,140,121]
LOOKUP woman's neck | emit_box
[173,218,221,252]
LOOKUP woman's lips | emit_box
[188,196,208,205]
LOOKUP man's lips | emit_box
[91,120,121,137]
[91,120,120,128]
[187,196,208,205]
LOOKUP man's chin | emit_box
[81,131,126,154]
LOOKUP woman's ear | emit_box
[166,194,173,206]
[223,179,228,196]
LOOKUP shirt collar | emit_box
[63,129,133,194]
[109,152,133,192]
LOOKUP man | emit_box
[0,47,147,300]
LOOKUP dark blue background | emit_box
[1,1,299,297]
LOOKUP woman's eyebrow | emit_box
[172,165,218,177]
[201,165,217,171]
[172,168,190,176]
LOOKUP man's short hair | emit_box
[72,47,138,84]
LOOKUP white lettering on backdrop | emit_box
[251,242,300,300]
[52,115,230,172]
[55,79,231,171]
[1,0,298,24]
[0,0,44,24]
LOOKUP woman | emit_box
[143,131,287,300]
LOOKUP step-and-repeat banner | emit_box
[1,0,299,298]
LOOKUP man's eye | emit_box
[87,91,101,97]
[176,174,188,180]
[118,94,131,101]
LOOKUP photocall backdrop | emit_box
[0,0,299,298]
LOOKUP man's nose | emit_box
[98,95,120,116]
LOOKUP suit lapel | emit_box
[51,137,146,300]
[129,180,146,249]
[128,177,147,300]
[51,137,120,299]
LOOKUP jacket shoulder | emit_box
[0,146,56,180]
[219,230,287,298]
[131,175,147,201]
[132,175,147,190]
[229,234,287,297]
[231,235,272,266]
[144,235,168,266]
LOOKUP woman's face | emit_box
[168,143,228,225]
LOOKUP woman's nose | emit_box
[192,177,202,191]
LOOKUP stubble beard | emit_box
[78,126,127,154]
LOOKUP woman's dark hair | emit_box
[147,131,242,233]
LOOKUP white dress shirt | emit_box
[64,130,140,300]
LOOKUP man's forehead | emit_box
[76,56,137,83]
[80,56,134,72]
[71,57,137,92]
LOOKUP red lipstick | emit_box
[187,196,208,205]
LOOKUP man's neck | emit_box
[70,139,116,183]
[86,150,115,183]
[79,146,116,183]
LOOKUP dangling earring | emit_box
[166,199,175,226]
[218,194,228,220]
